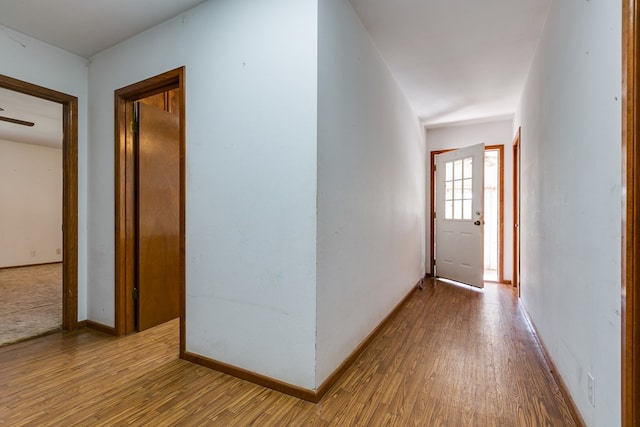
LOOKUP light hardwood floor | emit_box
[0,279,577,426]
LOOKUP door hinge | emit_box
[433,211,436,219]
[130,120,139,134]
[132,287,139,301]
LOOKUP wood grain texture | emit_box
[0,74,78,332]
[137,101,181,331]
[623,0,640,425]
[512,128,521,291]
[114,67,185,337]
[184,284,418,403]
[0,280,578,425]
[520,305,586,426]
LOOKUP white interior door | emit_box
[435,143,484,288]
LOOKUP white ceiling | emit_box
[0,88,62,149]
[349,0,552,126]
[0,0,208,58]
[0,0,552,146]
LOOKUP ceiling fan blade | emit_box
[0,116,35,127]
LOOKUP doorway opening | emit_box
[0,75,78,335]
[429,144,505,284]
[114,68,185,354]
[483,147,503,282]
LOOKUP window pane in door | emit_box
[445,181,453,201]
[463,179,472,199]
[445,161,453,181]
[463,157,473,179]
[445,201,453,219]
[453,200,462,220]
[454,160,463,180]
[454,180,462,200]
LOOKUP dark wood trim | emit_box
[486,144,505,283]
[429,146,506,282]
[85,320,118,336]
[512,128,521,292]
[623,1,640,425]
[0,74,78,332]
[182,351,318,402]
[183,281,419,403]
[114,67,186,338]
[315,282,420,401]
[520,305,586,427]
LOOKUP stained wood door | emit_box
[435,143,485,288]
[136,101,180,331]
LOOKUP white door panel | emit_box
[435,143,484,288]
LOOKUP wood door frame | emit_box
[623,0,640,425]
[0,74,79,331]
[114,67,186,354]
[512,128,521,292]
[429,144,505,283]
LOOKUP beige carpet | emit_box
[0,263,62,347]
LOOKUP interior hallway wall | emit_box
[0,140,62,267]
[87,0,318,388]
[513,0,621,425]
[316,0,425,385]
[0,25,89,320]
[425,119,514,280]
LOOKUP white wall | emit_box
[513,0,621,425]
[87,0,318,388]
[0,25,89,320]
[0,140,62,267]
[316,0,425,386]
[425,119,514,279]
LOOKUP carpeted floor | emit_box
[0,263,62,347]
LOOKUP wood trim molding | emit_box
[0,74,79,332]
[520,306,586,427]
[183,282,419,403]
[623,0,640,425]
[314,283,419,400]
[512,128,521,291]
[85,320,118,336]
[181,351,318,402]
[113,67,186,339]
[486,144,505,283]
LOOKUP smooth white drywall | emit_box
[87,0,318,388]
[513,0,621,424]
[316,0,425,386]
[0,140,62,267]
[425,119,514,280]
[0,25,88,320]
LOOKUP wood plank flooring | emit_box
[0,279,578,426]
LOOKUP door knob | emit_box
[474,220,481,226]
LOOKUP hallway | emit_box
[0,279,577,426]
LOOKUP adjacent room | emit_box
[0,88,63,346]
